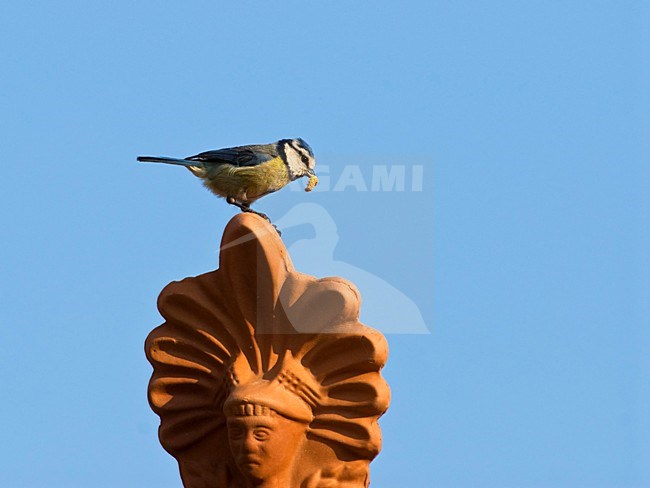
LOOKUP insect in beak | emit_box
[305,170,318,192]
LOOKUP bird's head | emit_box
[279,138,316,181]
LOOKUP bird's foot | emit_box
[243,207,271,223]
[242,208,282,235]
[243,209,282,235]
[226,197,280,235]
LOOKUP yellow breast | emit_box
[202,157,290,203]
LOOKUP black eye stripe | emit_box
[288,141,310,161]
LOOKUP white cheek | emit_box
[286,150,303,175]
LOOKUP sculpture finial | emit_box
[145,213,390,487]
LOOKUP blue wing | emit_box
[186,144,277,168]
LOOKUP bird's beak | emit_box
[306,169,315,177]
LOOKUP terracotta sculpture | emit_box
[145,213,390,487]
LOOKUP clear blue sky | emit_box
[1,1,648,487]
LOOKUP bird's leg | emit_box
[226,196,253,213]
[245,203,282,236]
[239,202,271,223]
[226,197,275,226]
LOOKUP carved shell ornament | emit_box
[145,213,390,487]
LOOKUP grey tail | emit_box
[137,156,201,167]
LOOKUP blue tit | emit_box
[137,138,318,222]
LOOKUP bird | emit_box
[137,138,318,223]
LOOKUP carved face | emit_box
[227,412,308,484]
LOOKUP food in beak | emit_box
[305,174,318,192]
